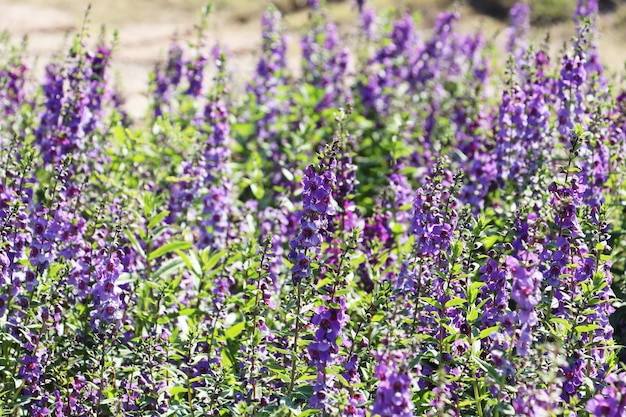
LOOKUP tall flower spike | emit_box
[506,3,531,66]
[198,98,234,250]
[288,155,338,284]
[0,54,28,117]
[151,43,183,119]
[507,254,540,357]
[410,11,459,89]
[359,13,418,118]
[409,159,458,260]
[301,16,350,111]
[247,6,287,142]
[307,296,349,410]
[371,350,414,417]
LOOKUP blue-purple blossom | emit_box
[371,351,414,417]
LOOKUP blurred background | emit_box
[1,0,626,116]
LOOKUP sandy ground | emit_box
[0,0,280,118]
[1,0,625,119]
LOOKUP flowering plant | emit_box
[0,0,624,416]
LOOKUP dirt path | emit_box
[0,0,271,118]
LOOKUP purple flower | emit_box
[301,17,350,110]
[306,283,348,409]
[506,2,530,63]
[291,252,311,279]
[508,257,540,314]
[586,397,620,416]
[586,371,626,416]
[295,221,321,248]
[308,341,331,363]
[409,166,458,258]
[288,155,338,280]
[185,53,207,97]
[196,99,234,250]
[247,6,287,142]
[371,351,414,417]
[0,58,28,116]
[575,0,598,20]
[151,43,183,118]
[359,6,376,40]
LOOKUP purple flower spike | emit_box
[372,351,414,417]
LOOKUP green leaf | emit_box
[281,168,294,182]
[494,403,516,416]
[169,386,187,396]
[482,235,500,250]
[205,249,227,271]
[299,410,322,417]
[472,355,501,381]
[479,325,499,340]
[116,273,139,285]
[153,258,185,279]
[177,250,202,278]
[574,324,600,334]
[467,281,484,304]
[148,241,192,261]
[250,182,264,199]
[451,240,463,260]
[550,317,572,332]
[563,166,581,174]
[147,211,170,230]
[467,308,479,323]
[176,308,195,317]
[445,297,467,309]
[225,321,246,340]
[124,229,146,259]
[422,297,442,310]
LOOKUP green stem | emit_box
[470,360,484,417]
[187,376,195,417]
[186,338,195,417]
[98,339,107,415]
[287,283,302,396]
[249,240,270,408]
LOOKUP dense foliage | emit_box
[1,0,626,415]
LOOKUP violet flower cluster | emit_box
[0,1,625,416]
[288,159,338,284]
[371,350,414,417]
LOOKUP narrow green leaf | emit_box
[472,355,501,381]
[123,229,146,259]
[169,386,187,396]
[574,324,600,334]
[177,250,201,278]
[452,240,463,259]
[205,249,227,271]
[153,258,185,279]
[422,297,442,310]
[479,325,499,340]
[445,297,467,309]
[467,308,479,323]
[116,273,138,286]
[147,211,170,230]
[550,317,572,331]
[148,241,192,261]
[299,410,322,417]
[225,321,246,340]
[250,182,264,199]
[467,281,484,304]
[281,168,294,182]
